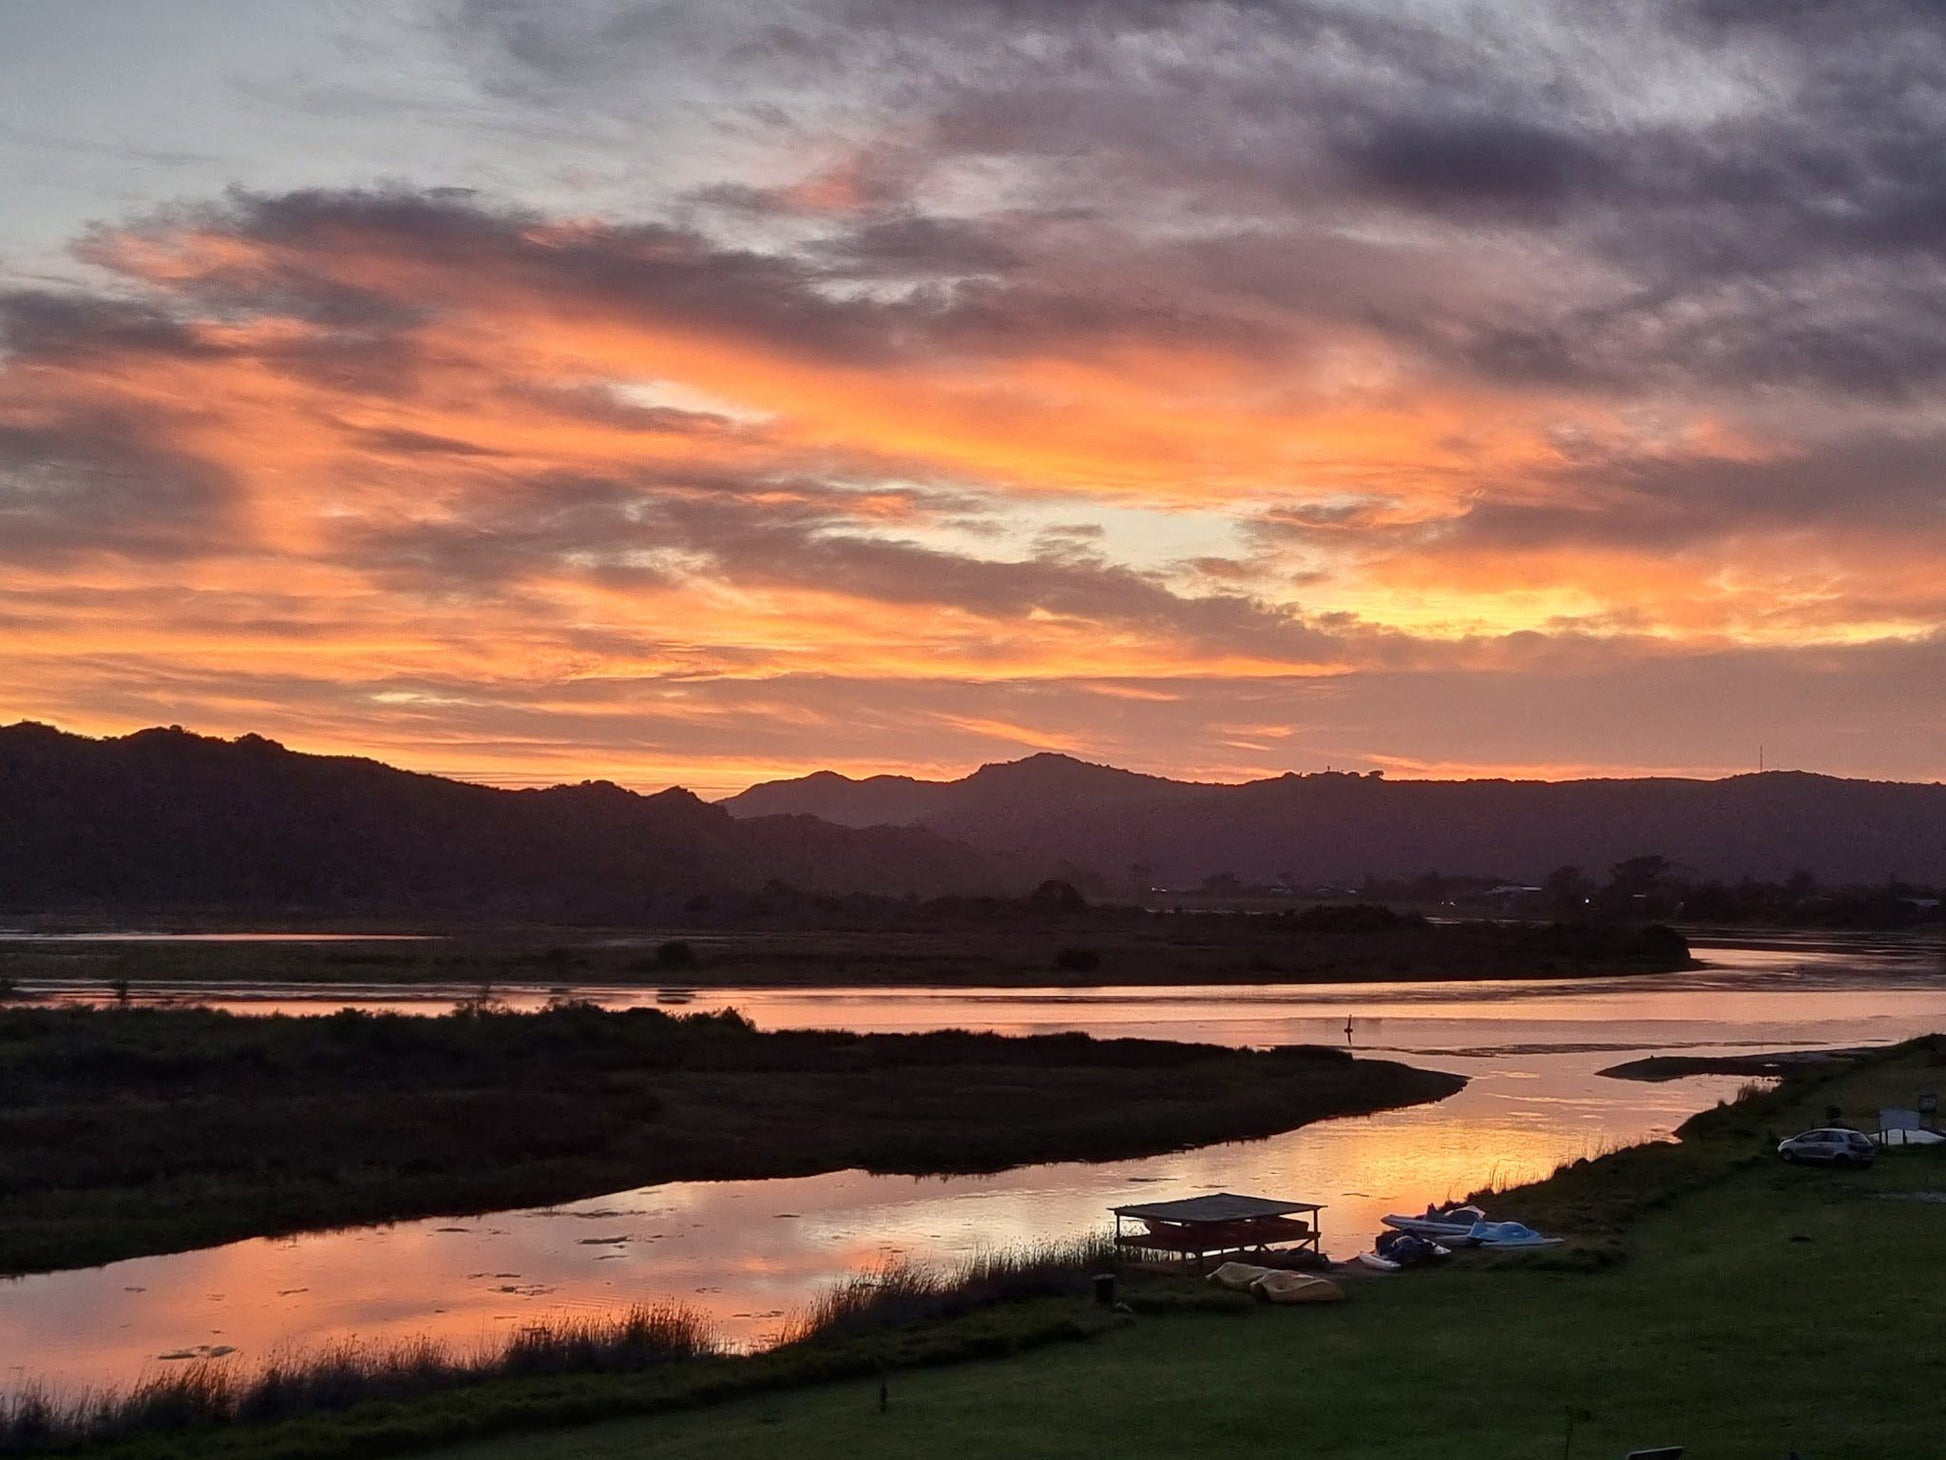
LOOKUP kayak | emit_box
[1254,1270,1346,1304]
[1468,1220,1561,1249]
[1380,1213,1483,1243]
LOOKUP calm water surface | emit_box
[2,930,1942,1399]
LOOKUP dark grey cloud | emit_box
[1328,113,1609,216]
[1250,430,1946,571]
[158,188,908,365]
[62,184,1307,384]
[0,275,429,398]
[447,0,1946,400]
[330,461,1386,665]
[346,426,512,458]
[813,214,1025,278]
[0,409,239,561]
[1458,432,1946,555]
[0,292,216,364]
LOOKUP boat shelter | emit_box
[1111,1192,1323,1268]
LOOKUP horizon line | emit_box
[9,717,1941,801]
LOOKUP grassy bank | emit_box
[27,1038,1946,1458]
[429,1146,1946,1460]
[0,1004,1460,1274]
[21,1244,1166,1460]
[404,1035,1942,1460]
[0,910,1694,993]
[72,1034,1930,1460]
[0,1304,715,1453]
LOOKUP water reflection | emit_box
[0,1049,1742,1399]
[1,936,1942,1400]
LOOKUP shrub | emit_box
[1028,880,1088,913]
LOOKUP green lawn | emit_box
[421,1055,1946,1460]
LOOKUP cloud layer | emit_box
[2,0,1942,789]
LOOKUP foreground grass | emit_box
[50,1249,1151,1460]
[390,1036,1944,1460]
[0,1004,1459,1274]
[425,1168,1944,1460]
[0,1305,715,1452]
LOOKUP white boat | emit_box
[1468,1220,1562,1249]
[1876,1127,1945,1147]
[1356,1251,1401,1272]
[1379,1205,1486,1243]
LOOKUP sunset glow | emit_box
[4,2,1942,791]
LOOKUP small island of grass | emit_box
[0,1003,1462,1276]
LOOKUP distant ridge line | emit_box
[722,751,1946,885]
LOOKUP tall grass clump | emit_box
[501,1303,717,1376]
[0,1303,715,1453]
[781,1236,1115,1345]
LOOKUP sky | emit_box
[2,0,1942,795]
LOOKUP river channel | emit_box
[1,930,1941,1399]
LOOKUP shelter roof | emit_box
[1110,1192,1321,1223]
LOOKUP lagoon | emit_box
[1,930,1940,1400]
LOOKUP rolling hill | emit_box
[0,723,1003,919]
[724,754,1946,887]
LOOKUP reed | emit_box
[779,1236,1116,1346]
[0,1302,714,1453]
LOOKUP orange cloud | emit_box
[3,188,1942,788]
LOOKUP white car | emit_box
[1777,1128,1875,1167]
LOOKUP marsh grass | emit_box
[0,1003,1457,1276]
[779,1237,1117,1345]
[0,1303,714,1453]
[0,1246,1119,1453]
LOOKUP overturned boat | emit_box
[1379,1203,1486,1243]
[1358,1229,1453,1270]
[1467,1220,1561,1249]
[1380,1205,1561,1249]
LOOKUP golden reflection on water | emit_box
[2,954,1943,1399]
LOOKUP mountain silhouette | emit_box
[0,723,1000,919]
[725,755,1946,886]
